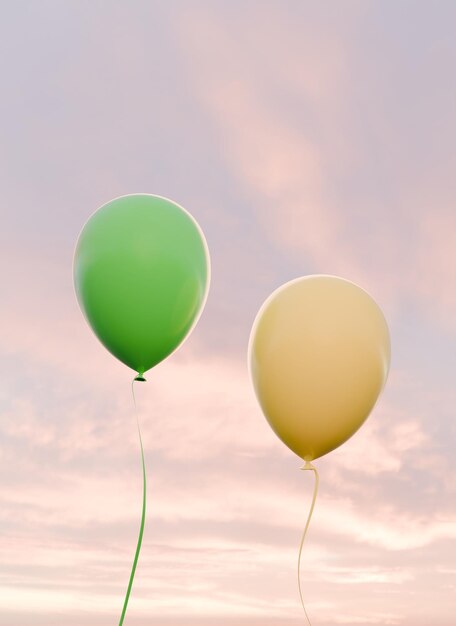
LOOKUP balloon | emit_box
[74,194,210,378]
[248,275,390,462]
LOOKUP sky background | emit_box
[0,1,455,625]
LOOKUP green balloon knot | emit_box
[134,373,147,382]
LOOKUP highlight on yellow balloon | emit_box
[248,274,391,463]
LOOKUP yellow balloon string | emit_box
[118,379,147,626]
[297,462,320,626]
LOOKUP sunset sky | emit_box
[0,2,455,626]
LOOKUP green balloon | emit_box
[74,194,210,378]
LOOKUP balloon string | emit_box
[118,380,147,626]
[297,462,319,626]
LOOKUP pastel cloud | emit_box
[2,344,455,625]
[177,4,456,329]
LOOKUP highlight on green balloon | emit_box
[73,194,210,378]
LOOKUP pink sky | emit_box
[0,2,455,626]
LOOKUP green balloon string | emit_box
[119,380,147,626]
[297,462,319,626]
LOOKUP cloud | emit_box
[177,4,456,330]
[1,330,454,623]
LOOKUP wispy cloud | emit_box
[177,4,456,331]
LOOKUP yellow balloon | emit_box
[249,275,390,462]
